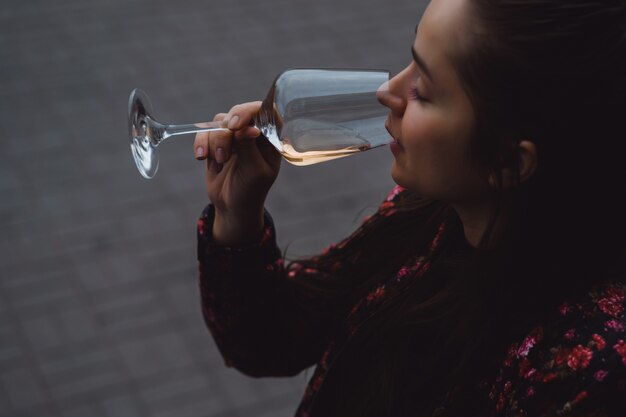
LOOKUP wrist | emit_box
[213,206,265,246]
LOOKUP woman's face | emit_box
[379,0,490,204]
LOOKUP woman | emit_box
[193,0,626,415]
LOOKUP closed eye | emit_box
[409,86,427,102]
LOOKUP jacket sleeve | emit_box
[197,204,353,377]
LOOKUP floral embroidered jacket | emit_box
[197,186,626,416]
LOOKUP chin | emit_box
[390,164,411,191]
[390,164,427,196]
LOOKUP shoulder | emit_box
[487,280,626,416]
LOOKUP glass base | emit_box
[130,135,158,179]
[128,89,159,179]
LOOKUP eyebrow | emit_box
[411,46,435,83]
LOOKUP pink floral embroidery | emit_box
[554,346,571,367]
[503,381,512,393]
[592,333,606,350]
[311,375,323,391]
[495,393,505,412]
[321,244,336,255]
[366,286,386,303]
[518,357,531,377]
[613,340,626,365]
[428,223,446,251]
[598,286,626,318]
[385,185,405,201]
[605,319,626,332]
[564,328,576,341]
[542,372,558,383]
[605,285,626,301]
[594,370,609,381]
[503,345,518,367]
[567,345,594,371]
[320,347,332,367]
[288,262,303,279]
[572,390,589,406]
[397,266,411,279]
[523,367,536,379]
[265,258,283,272]
[379,201,397,217]
[260,226,273,245]
[517,327,544,358]
[559,302,572,316]
[197,218,206,235]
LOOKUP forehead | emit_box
[415,0,469,88]
[416,0,468,59]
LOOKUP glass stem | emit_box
[162,121,230,140]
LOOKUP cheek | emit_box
[396,109,485,197]
[402,111,457,165]
[407,117,439,142]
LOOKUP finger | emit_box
[224,101,263,131]
[233,126,262,142]
[205,158,224,181]
[206,158,218,176]
[195,112,228,160]
[194,131,209,160]
[213,113,227,122]
[207,129,234,165]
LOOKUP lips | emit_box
[385,121,403,148]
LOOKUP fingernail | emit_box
[228,115,240,130]
[196,147,205,158]
[215,147,226,164]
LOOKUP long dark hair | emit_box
[292,1,626,415]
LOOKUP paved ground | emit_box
[0,0,427,416]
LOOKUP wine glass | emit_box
[128,68,391,179]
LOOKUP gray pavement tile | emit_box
[60,403,104,417]
[118,331,194,379]
[210,367,268,409]
[4,408,56,417]
[49,371,130,403]
[19,315,67,351]
[140,374,215,413]
[93,291,172,336]
[57,308,100,344]
[1,368,48,410]
[100,394,146,417]
[0,344,25,369]
[151,398,230,417]
[8,283,82,318]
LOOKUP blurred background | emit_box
[0,0,426,416]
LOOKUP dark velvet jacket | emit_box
[197,187,626,416]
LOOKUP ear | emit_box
[489,140,538,189]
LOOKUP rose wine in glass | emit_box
[128,69,391,179]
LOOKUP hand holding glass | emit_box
[128,69,391,179]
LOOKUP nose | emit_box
[376,71,407,117]
[376,80,391,104]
